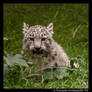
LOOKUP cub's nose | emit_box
[34,47,40,51]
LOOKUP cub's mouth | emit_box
[32,49,45,54]
[32,49,48,57]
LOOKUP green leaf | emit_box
[4,54,29,67]
[3,37,8,40]
[54,67,69,79]
[27,62,33,65]
[4,64,9,74]
[43,69,53,80]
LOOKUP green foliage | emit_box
[4,54,28,67]
[3,4,88,89]
[43,69,54,80]
[54,67,69,79]
[43,67,69,80]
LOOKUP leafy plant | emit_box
[54,67,69,79]
[4,54,29,67]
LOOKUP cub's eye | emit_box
[29,38,34,41]
[41,38,45,41]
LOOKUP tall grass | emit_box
[3,4,88,89]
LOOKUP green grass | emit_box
[3,4,88,89]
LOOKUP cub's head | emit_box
[22,22,54,54]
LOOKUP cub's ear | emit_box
[47,23,54,35]
[23,22,30,31]
[23,22,30,34]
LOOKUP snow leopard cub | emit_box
[22,22,70,70]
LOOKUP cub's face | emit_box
[23,22,54,54]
